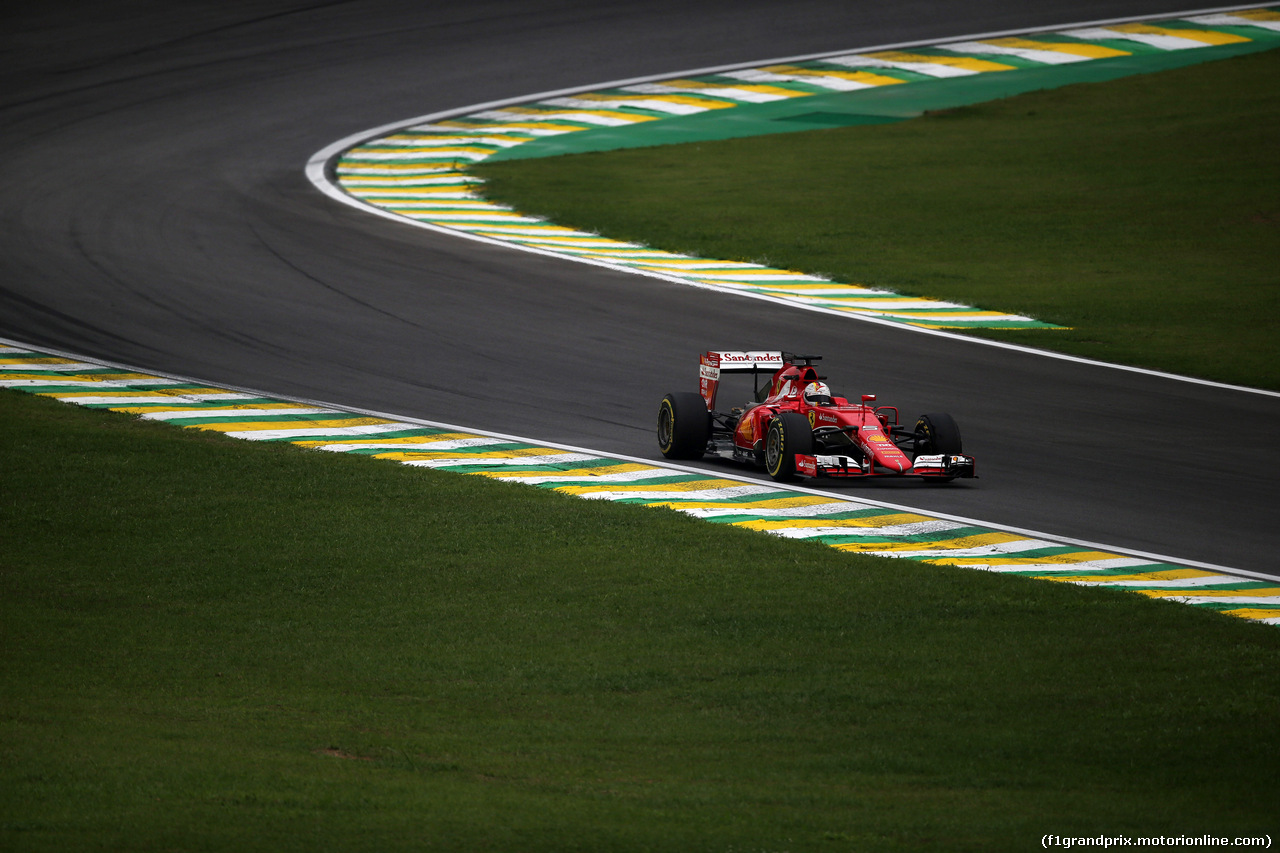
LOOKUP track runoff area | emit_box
[4,338,1277,625]
[311,6,1280,338]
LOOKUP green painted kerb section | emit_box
[486,38,1279,161]
[331,8,1280,331]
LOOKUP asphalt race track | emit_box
[2,1,1277,577]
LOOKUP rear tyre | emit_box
[657,392,710,459]
[914,413,963,455]
[764,412,813,482]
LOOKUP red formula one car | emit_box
[657,350,976,483]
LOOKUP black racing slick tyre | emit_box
[764,412,814,482]
[914,413,963,456]
[657,392,711,459]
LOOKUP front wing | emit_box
[794,453,976,480]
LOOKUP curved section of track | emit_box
[310,7,1278,337]
[1,1,1277,576]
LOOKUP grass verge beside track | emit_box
[4,387,1279,850]
[474,48,1280,390]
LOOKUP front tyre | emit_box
[914,413,963,456]
[764,412,813,481]
[657,392,711,459]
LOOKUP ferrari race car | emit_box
[657,350,976,483]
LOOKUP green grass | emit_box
[4,387,1280,850]
[474,48,1280,390]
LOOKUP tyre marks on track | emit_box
[5,340,1276,626]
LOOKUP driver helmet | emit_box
[803,381,833,406]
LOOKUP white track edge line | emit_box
[5,333,1274,586]
[304,2,1280,401]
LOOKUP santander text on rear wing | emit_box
[698,351,784,409]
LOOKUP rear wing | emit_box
[699,351,784,409]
